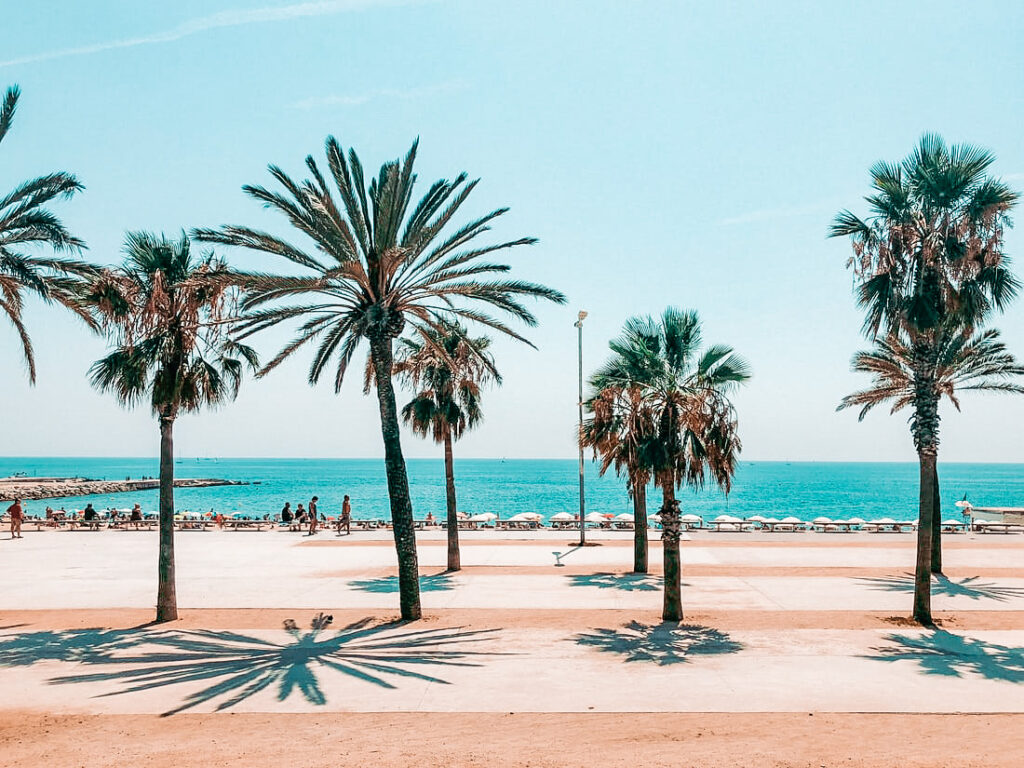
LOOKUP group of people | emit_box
[5,496,354,537]
[3,500,151,537]
[279,495,352,535]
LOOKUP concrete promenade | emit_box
[1,528,1023,724]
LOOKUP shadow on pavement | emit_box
[857,573,1024,602]
[348,573,456,593]
[574,620,744,665]
[567,572,665,592]
[0,615,502,715]
[865,631,1024,683]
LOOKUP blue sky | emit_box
[2,0,1024,461]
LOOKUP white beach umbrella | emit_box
[954,500,972,508]
[614,513,634,521]
[847,517,865,525]
[650,513,662,522]
[585,512,606,523]
[713,514,737,523]
[746,515,767,523]
[519,512,543,521]
[680,514,702,523]
[468,512,497,522]
[871,517,896,525]
[780,516,802,524]
[507,513,530,522]
[763,517,780,524]
[941,518,965,526]
[549,512,575,521]
[811,517,832,525]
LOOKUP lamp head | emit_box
[577,310,588,322]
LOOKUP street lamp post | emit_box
[575,310,588,546]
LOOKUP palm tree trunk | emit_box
[443,428,460,571]
[369,333,422,621]
[911,340,940,625]
[931,463,942,574]
[914,450,938,623]
[632,477,648,574]
[156,412,178,623]
[660,476,682,621]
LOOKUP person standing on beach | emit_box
[7,499,24,539]
[338,495,351,535]
[308,496,319,535]
[130,503,142,530]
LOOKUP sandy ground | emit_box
[3,712,1023,768]
[2,531,1024,765]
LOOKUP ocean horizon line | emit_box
[2,455,1024,467]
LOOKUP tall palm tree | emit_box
[88,232,258,623]
[391,321,499,571]
[591,308,750,621]
[839,325,1024,572]
[830,134,1019,623]
[582,383,656,573]
[1,84,94,379]
[193,138,565,620]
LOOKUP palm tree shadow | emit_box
[349,573,456,593]
[857,573,1024,603]
[574,621,743,665]
[864,631,1024,683]
[0,628,140,667]
[567,573,665,592]
[1,617,504,715]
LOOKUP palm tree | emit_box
[87,232,258,623]
[391,321,499,571]
[839,326,1024,572]
[830,134,1019,623]
[193,138,565,620]
[1,84,94,380]
[591,308,750,621]
[582,383,656,573]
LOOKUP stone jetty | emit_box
[0,476,246,501]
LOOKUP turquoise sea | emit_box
[2,458,1023,523]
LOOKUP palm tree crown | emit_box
[839,326,1024,420]
[392,321,499,443]
[830,133,1019,339]
[194,137,565,384]
[591,308,750,493]
[1,84,92,382]
[88,232,258,414]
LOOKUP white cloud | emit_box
[290,79,468,110]
[0,0,420,68]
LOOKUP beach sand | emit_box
[1,528,1023,766]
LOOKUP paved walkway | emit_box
[1,531,1023,716]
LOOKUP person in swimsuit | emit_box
[339,495,351,535]
[7,499,24,539]
[308,496,319,535]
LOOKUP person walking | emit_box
[308,496,319,535]
[7,498,24,539]
[338,495,351,535]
